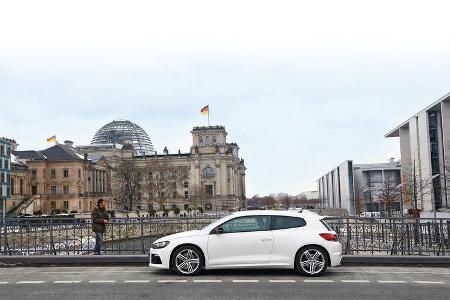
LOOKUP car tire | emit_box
[295,245,328,277]
[172,245,204,276]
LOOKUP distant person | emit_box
[91,199,109,255]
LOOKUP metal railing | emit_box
[0,216,449,256]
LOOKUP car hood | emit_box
[157,230,205,242]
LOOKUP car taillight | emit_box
[319,233,338,241]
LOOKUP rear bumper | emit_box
[328,242,343,267]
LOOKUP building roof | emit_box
[385,92,450,138]
[14,144,85,162]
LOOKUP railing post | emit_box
[49,218,56,255]
[140,217,145,254]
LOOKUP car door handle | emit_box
[260,238,272,242]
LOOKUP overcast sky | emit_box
[1,0,450,196]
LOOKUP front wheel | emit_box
[172,246,204,276]
[295,246,328,276]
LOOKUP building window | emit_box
[63,186,69,194]
[172,191,177,199]
[0,145,3,156]
[205,184,213,196]
[4,160,8,170]
[32,186,37,195]
[0,173,4,183]
[212,136,217,143]
[184,181,188,188]
[51,201,56,209]
[20,179,23,195]
[51,169,56,178]
[10,178,14,195]
[64,169,69,178]
[205,136,210,143]
[31,169,37,178]
[78,169,81,179]
[78,201,82,209]
[51,186,57,195]
[63,201,69,210]
[0,159,3,169]
[199,136,203,144]
[184,191,189,199]
[202,167,215,178]
[6,174,10,183]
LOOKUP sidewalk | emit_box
[1,255,450,267]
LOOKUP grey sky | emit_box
[1,0,450,196]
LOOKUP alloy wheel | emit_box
[299,248,326,275]
[174,248,200,275]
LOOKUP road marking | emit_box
[16,281,45,284]
[54,281,82,284]
[157,280,188,283]
[124,280,150,283]
[193,280,222,283]
[341,280,370,283]
[89,280,116,283]
[269,280,296,283]
[0,282,8,284]
[413,281,445,284]
[378,281,406,284]
[232,280,259,283]
[304,280,334,283]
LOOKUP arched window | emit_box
[202,167,215,178]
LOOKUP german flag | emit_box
[47,135,57,143]
[200,105,209,115]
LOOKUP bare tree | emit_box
[143,157,188,210]
[377,180,401,217]
[261,196,276,209]
[113,159,141,211]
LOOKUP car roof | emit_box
[230,210,322,219]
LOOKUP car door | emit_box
[207,215,273,266]
[269,216,308,265]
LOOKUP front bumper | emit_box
[148,248,171,269]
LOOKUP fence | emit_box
[1,216,449,256]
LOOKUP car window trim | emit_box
[210,215,272,235]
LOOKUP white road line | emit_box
[54,281,82,284]
[269,280,296,283]
[341,280,371,283]
[378,281,406,284]
[157,280,188,283]
[124,280,150,283]
[0,282,8,284]
[304,280,334,283]
[232,280,259,283]
[413,281,445,284]
[89,280,116,283]
[16,281,45,284]
[193,280,223,283]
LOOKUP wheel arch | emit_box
[169,243,206,270]
[295,244,331,267]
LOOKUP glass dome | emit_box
[91,120,155,155]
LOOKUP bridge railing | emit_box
[1,216,449,256]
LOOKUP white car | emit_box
[149,210,342,276]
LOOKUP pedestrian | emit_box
[91,198,109,255]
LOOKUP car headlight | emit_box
[152,241,170,249]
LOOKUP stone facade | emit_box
[79,125,247,212]
[13,144,113,214]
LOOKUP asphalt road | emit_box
[0,266,449,300]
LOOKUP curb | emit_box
[1,255,450,267]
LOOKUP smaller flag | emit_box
[47,135,57,143]
[200,105,209,115]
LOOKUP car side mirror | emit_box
[213,227,224,234]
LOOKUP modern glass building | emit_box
[386,92,450,212]
[0,138,12,219]
[91,120,155,155]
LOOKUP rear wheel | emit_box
[295,246,328,276]
[172,246,203,276]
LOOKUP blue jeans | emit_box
[94,232,103,253]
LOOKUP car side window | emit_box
[270,216,306,230]
[220,216,271,233]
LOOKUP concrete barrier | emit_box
[1,255,450,267]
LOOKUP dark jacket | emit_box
[91,207,110,233]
